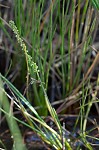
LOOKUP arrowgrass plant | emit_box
[0,20,72,149]
[0,0,99,149]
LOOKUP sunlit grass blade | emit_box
[90,0,99,10]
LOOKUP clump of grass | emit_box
[0,0,98,115]
[11,0,98,114]
[0,0,99,149]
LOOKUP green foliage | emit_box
[1,0,98,115]
[0,0,99,149]
[90,0,99,10]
